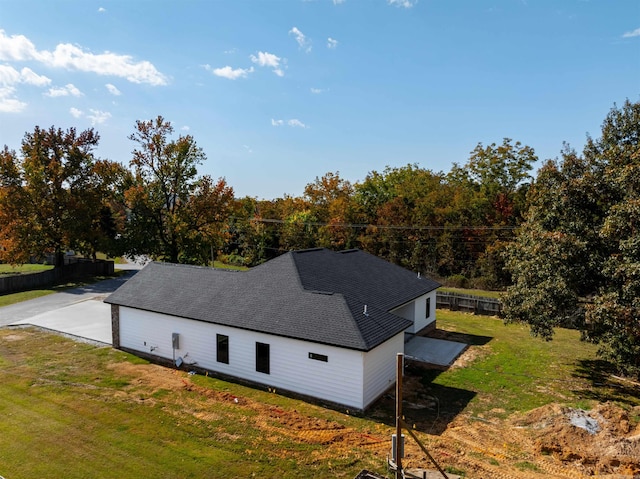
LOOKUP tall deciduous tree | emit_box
[304,172,357,249]
[583,100,640,377]
[504,100,640,377]
[0,127,119,267]
[123,116,234,264]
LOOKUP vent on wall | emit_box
[172,332,180,349]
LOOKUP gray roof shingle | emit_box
[105,248,440,351]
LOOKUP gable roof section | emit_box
[106,249,439,351]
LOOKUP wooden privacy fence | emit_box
[0,259,114,295]
[436,291,502,316]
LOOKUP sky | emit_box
[0,1,638,200]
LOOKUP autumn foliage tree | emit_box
[122,116,234,264]
[0,127,120,267]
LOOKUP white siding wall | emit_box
[118,307,367,409]
[391,291,437,333]
[362,333,405,408]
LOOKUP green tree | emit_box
[504,100,640,377]
[583,100,640,377]
[0,127,119,267]
[304,172,357,249]
[123,116,234,264]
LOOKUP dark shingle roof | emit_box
[105,249,440,351]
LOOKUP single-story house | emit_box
[105,248,440,411]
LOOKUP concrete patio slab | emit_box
[12,298,112,345]
[404,335,467,367]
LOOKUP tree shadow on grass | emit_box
[426,328,492,347]
[366,362,477,436]
[571,359,640,407]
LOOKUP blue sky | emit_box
[1,1,638,199]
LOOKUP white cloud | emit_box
[40,44,168,85]
[19,67,51,86]
[181,125,190,131]
[68,106,111,125]
[243,144,253,154]
[0,65,50,112]
[289,27,312,53]
[0,30,39,61]
[310,88,324,94]
[0,65,51,87]
[98,7,106,13]
[206,64,254,80]
[0,65,20,85]
[0,29,168,86]
[87,109,111,125]
[622,28,640,38]
[387,0,417,7]
[327,37,339,49]
[45,83,83,97]
[272,118,309,128]
[250,51,284,76]
[0,86,26,112]
[250,51,280,68]
[287,119,308,128]
[105,83,121,95]
[333,0,346,4]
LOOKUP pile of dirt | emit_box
[513,402,640,476]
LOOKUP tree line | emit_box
[1,100,638,377]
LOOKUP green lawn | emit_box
[0,263,53,274]
[426,310,640,418]
[437,287,503,299]
[0,329,386,478]
[0,310,638,478]
[0,289,57,307]
[0,264,56,307]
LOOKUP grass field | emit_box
[426,311,639,416]
[437,287,503,299]
[0,264,56,307]
[0,264,53,274]
[0,311,638,478]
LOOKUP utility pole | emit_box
[395,352,403,479]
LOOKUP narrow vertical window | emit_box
[425,297,431,319]
[256,342,270,374]
[217,334,229,364]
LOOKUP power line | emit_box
[232,216,517,231]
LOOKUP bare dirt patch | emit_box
[107,361,186,393]
[3,333,27,342]
[105,360,640,478]
[514,402,640,476]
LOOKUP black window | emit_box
[217,334,229,364]
[256,342,270,374]
[426,297,431,318]
[309,352,328,362]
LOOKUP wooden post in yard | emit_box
[395,352,403,479]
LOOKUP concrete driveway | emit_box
[1,264,142,344]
